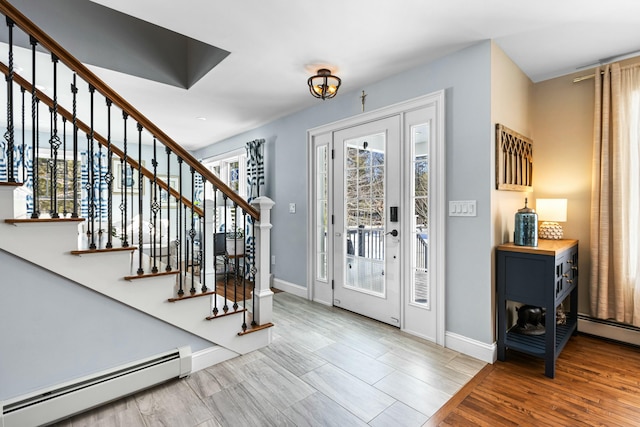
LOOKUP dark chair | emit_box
[213,232,228,275]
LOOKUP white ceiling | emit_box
[66,0,640,150]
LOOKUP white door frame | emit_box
[306,90,446,346]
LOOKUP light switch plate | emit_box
[449,200,477,217]
[289,203,296,214]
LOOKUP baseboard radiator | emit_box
[1,346,191,427]
[578,314,640,346]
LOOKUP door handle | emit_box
[386,229,398,237]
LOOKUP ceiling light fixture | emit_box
[307,68,341,100]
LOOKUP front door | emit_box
[333,116,401,326]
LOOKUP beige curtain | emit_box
[590,63,640,325]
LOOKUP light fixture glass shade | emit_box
[536,198,567,239]
[308,68,341,100]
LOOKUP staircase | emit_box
[0,182,273,354]
[0,0,275,422]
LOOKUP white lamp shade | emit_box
[536,198,567,222]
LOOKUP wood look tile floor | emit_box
[54,292,485,426]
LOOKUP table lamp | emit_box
[536,198,567,239]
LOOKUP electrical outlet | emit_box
[271,255,276,265]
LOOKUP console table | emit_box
[496,239,578,378]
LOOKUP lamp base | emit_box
[539,221,563,239]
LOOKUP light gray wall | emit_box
[194,41,494,344]
[0,250,212,400]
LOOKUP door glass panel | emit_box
[344,133,385,296]
[316,145,328,281]
[412,123,430,306]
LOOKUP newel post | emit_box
[251,196,275,325]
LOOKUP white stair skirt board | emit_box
[578,314,640,346]
[191,345,239,373]
[0,192,271,357]
[0,347,191,427]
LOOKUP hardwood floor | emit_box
[54,292,640,426]
[427,334,640,427]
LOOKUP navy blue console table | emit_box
[496,239,578,378]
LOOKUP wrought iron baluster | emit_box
[121,112,129,247]
[88,84,96,249]
[105,99,113,248]
[222,193,229,313]
[5,17,15,183]
[251,220,256,326]
[97,122,103,240]
[136,123,144,275]
[48,106,53,215]
[71,73,78,218]
[129,154,135,248]
[148,176,153,263]
[177,157,183,296]
[200,179,207,293]
[212,189,219,317]
[49,54,61,218]
[62,117,67,216]
[233,207,244,312]
[30,37,38,218]
[34,98,40,216]
[165,147,172,272]
[20,86,25,183]
[151,137,159,274]
[189,167,196,295]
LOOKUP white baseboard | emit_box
[578,314,640,346]
[190,346,239,373]
[445,331,496,364]
[272,278,307,298]
[313,297,333,307]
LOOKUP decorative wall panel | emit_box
[496,124,533,192]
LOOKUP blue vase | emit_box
[514,198,538,247]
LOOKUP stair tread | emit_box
[0,181,23,187]
[124,270,180,281]
[168,290,217,303]
[71,247,137,255]
[205,307,247,320]
[238,322,274,336]
[5,217,85,224]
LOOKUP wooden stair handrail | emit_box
[0,62,203,217]
[0,0,258,220]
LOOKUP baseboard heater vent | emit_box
[1,346,191,427]
[578,314,640,346]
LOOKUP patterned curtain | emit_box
[246,138,265,201]
[80,149,108,221]
[245,138,265,275]
[0,139,33,215]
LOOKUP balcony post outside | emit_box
[251,196,275,325]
